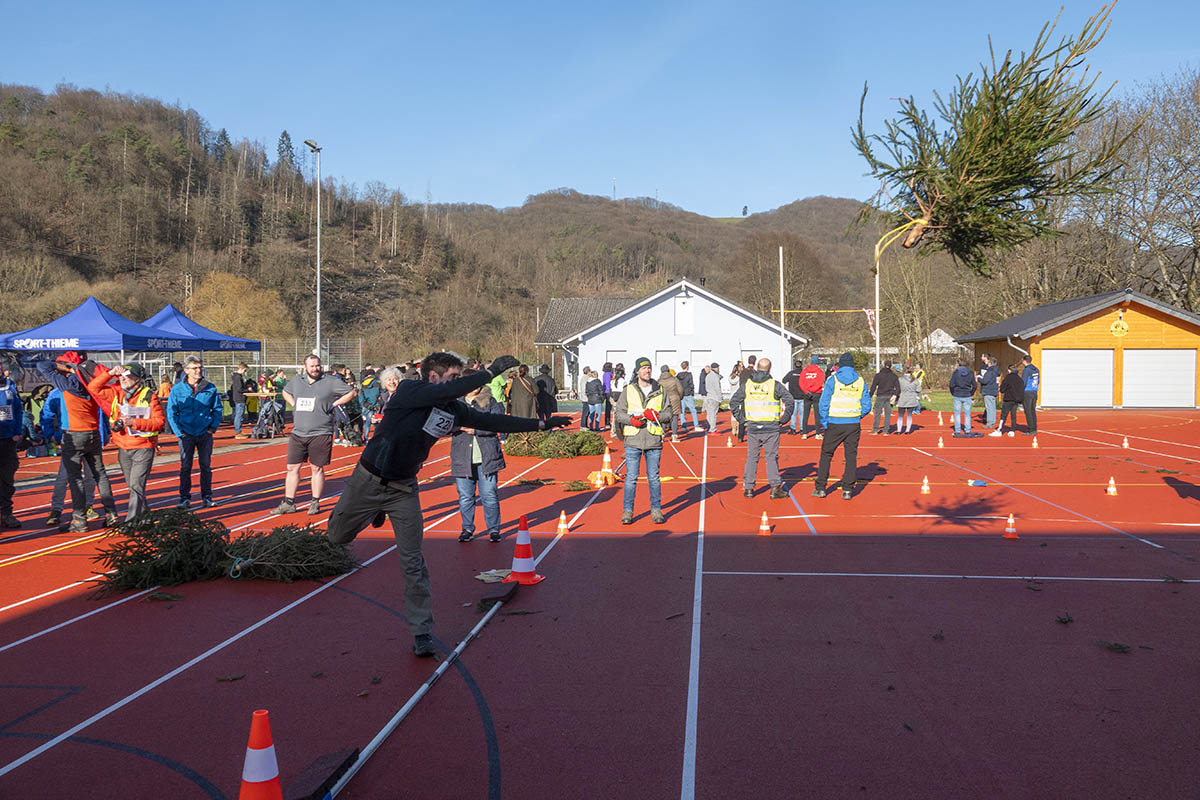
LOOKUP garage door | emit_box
[1040,349,1113,407]
[1122,349,1197,407]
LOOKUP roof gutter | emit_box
[1006,335,1029,356]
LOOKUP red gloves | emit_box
[643,408,660,424]
[629,415,647,428]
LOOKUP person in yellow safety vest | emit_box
[86,363,166,521]
[614,356,674,525]
[814,352,872,500]
[730,357,795,499]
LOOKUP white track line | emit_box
[1095,428,1200,451]
[0,588,157,653]
[911,447,1165,551]
[0,575,109,614]
[704,570,1199,583]
[680,434,709,800]
[1043,429,1199,463]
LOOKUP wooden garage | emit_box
[957,289,1200,408]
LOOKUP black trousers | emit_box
[1022,392,1038,433]
[1000,400,1021,430]
[815,422,860,492]
[0,439,17,514]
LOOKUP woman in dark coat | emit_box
[451,379,508,542]
[507,365,538,419]
[533,364,558,424]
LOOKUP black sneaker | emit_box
[743,487,754,498]
[811,489,827,498]
[104,512,120,528]
[769,485,788,499]
[458,530,474,542]
[842,489,854,500]
[413,634,435,658]
[68,518,88,533]
[45,509,61,526]
[1,513,20,529]
[489,531,503,542]
[202,498,218,508]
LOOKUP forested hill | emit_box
[0,82,883,360]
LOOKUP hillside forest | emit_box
[0,67,1195,366]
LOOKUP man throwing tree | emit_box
[326,353,569,657]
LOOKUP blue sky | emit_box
[4,0,1197,217]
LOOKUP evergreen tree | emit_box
[213,128,232,166]
[276,130,295,169]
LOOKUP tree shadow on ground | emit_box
[914,493,1004,531]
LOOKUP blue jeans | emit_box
[680,396,701,431]
[983,395,997,427]
[456,467,500,535]
[790,398,802,431]
[232,402,246,433]
[178,432,214,502]
[623,445,662,513]
[588,403,604,429]
[952,396,973,433]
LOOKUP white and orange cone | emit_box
[503,515,545,585]
[937,436,944,449]
[1031,436,1039,449]
[938,411,944,426]
[920,476,930,495]
[726,435,733,448]
[593,471,605,489]
[758,512,771,536]
[1122,436,1129,449]
[1003,514,1018,539]
[556,510,569,535]
[601,448,614,477]
[239,710,283,800]
[1106,477,1118,496]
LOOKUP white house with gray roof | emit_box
[535,278,808,392]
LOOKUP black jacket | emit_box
[230,372,246,404]
[361,371,539,481]
[782,369,804,398]
[948,366,978,398]
[534,373,558,414]
[869,369,900,400]
[1000,372,1025,403]
[676,370,695,398]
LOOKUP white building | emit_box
[535,278,808,391]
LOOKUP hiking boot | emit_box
[650,509,666,524]
[1,513,20,529]
[372,510,387,528]
[104,512,120,528]
[272,499,297,516]
[769,485,788,499]
[842,489,854,500]
[307,499,321,515]
[412,634,436,658]
[743,486,755,498]
[45,509,61,527]
[458,530,474,542]
[811,488,827,498]
[489,531,503,542]
[85,507,100,521]
[68,518,88,533]
[621,511,634,525]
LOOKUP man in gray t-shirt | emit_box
[273,355,357,516]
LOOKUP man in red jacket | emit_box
[796,356,827,439]
[88,363,165,521]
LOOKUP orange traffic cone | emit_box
[503,515,545,585]
[937,436,944,449]
[726,435,733,448]
[239,710,283,800]
[937,411,944,426]
[1032,436,1039,449]
[758,512,771,536]
[1106,477,1118,496]
[1122,436,1129,449]
[1003,514,1018,539]
[593,471,605,489]
[601,448,614,477]
[920,476,930,495]
[556,510,569,535]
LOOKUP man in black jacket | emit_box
[676,361,700,434]
[868,361,901,435]
[327,352,569,657]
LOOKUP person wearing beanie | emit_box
[614,356,673,524]
[87,363,165,520]
[814,352,872,500]
[796,355,827,438]
[730,357,794,499]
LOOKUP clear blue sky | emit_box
[5,0,1197,217]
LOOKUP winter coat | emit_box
[614,380,675,451]
[948,366,978,398]
[703,370,723,401]
[450,394,507,478]
[657,372,684,415]
[782,369,804,399]
[87,367,165,450]
[676,370,695,398]
[585,378,605,405]
[1000,372,1025,403]
[167,378,223,437]
[230,372,247,404]
[534,373,558,415]
[729,370,795,434]
[0,379,22,440]
[896,375,922,409]
[979,363,1001,396]
[818,366,872,427]
[35,361,101,432]
[508,374,538,418]
[1022,364,1041,393]
[869,368,901,401]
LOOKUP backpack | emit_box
[798,365,826,394]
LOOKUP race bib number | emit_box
[0,407,10,422]
[295,397,316,412]
[121,404,150,419]
[422,407,456,438]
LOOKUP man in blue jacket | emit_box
[948,359,980,437]
[0,361,24,528]
[166,356,223,508]
[814,352,872,500]
[1020,355,1040,435]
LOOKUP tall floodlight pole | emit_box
[778,246,787,368]
[304,139,323,358]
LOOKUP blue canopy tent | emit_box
[0,297,202,361]
[142,304,261,352]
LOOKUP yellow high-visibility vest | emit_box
[828,376,865,418]
[624,383,665,438]
[743,378,781,422]
[111,386,156,438]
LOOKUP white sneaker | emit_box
[1007,431,1015,437]
[988,430,1002,437]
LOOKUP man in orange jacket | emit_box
[88,363,165,521]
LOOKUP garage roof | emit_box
[957,289,1200,343]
